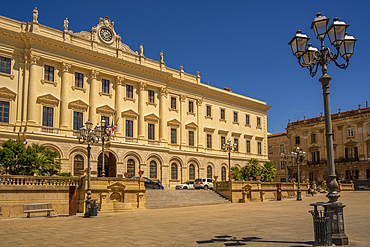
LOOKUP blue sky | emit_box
[1,1,369,134]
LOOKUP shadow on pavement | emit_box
[196,235,314,246]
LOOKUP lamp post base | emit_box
[297,190,302,201]
[84,199,91,218]
[327,201,348,245]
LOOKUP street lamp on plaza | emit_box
[280,150,291,182]
[290,147,305,201]
[288,13,356,244]
[222,139,237,181]
[100,120,112,177]
[76,119,102,218]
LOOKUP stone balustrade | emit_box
[0,175,79,186]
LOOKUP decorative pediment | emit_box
[107,181,126,191]
[167,118,181,127]
[144,113,159,122]
[345,140,357,147]
[204,127,215,133]
[309,145,320,151]
[97,104,115,115]
[244,134,253,139]
[255,135,264,140]
[185,122,198,129]
[0,87,17,100]
[218,129,229,135]
[232,131,241,137]
[122,109,138,119]
[68,99,89,110]
[37,94,59,106]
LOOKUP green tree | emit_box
[246,159,263,180]
[231,166,243,181]
[0,139,61,176]
[261,161,277,182]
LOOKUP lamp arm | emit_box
[78,137,85,144]
[331,48,349,69]
[309,62,319,78]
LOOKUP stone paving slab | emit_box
[0,191,369,246]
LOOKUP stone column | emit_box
[89,70,99,126]
[180,95,186,147]
[16,56,26,126]
[138,82,147,139]
[27,54,40,125]
[159,87,168,143]
[115,76,124,136]
[60,62,72,130]
[197,98,203,149]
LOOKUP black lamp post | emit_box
[76,119,101,218]
[290,147,305,201]
[222,139,237,181]
[288,13,356,245]
[100,119,112,177]
[280,150,291,182]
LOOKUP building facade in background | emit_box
[0,11,270,187]
[268,107,370,188]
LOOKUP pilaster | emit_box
[138,81,147,140]
[115,76,124,136]
[60,62,72,132]
[197,97,204,150]
[27,54,40,126]
[180,94,186,147]
[159,87,168,144]
[89,70,99,126]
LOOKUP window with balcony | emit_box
[311,151,320,163]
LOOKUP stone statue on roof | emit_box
[32,7,38,23]
[63,18,69,32]
[160,50,164,63]
[140,43,143,56]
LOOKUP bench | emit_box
[23,203,54,218]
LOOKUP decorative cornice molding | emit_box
[68,99,89,110]
[185,122,198,129]
[167,118,181,127]
[0,87,17,100]
[144,113,159,122]
[37,94,60,106]
[122,109,138,118]
[96,104,115,115]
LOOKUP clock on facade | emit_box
[99,28,113,42]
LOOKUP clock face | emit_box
[100,28,113,42]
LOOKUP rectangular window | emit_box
[220,109,225,120]
[188,101,194,113]
[246,140,251,153]
[280,160,286,170]
[0,57,11,74]
[44,65,54,82]
[345,170,359,180]
[102,79,109,94]
[189,131,194,146]
[295,136,300,145]
[126,120,133,137]
[207,134,212,149]
[148,90,155,103]
[246,115,250,125]
[311,133,317,143]
[311,151,320,162]
[233,112,238,123]
[347,128,354,137]
[0,101,9,123]
[206,106,211,117]
[101,116,109,126]
[279,144,284,154]
[257,142,262,154]
[234,139,239,152]
[171,97,177,109]
[126,85,133,99]
[73,112,83,131]
[171,128,177,144]
[257,117,261,128]
[221,136,226,149]
[268,145,273,154]
[42,106,53,127]
[75,72,83,88]
[148,124,155,140]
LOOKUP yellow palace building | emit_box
[0,9,271,188]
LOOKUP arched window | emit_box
[171,163,178,180]
[221,167,226,181]
[150,160,157,179]
[189,164,195,180]
[207,165,212,178]
[73,155,84,176]
[127,159,135,177]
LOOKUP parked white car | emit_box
[194,178,213,190]
[175,181,195,190]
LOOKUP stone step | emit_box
[145,189,230,209]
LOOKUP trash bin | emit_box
[309,202,332,246]
[90,200,98,217]
[276,183,282,201]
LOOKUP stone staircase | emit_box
[145,189,231,209]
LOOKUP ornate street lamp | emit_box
[288,12,356,245]
[76,119,101,218]
[222,139,237,181]
[280,150,291,182]
[290,147,305,201]
[99,120,112,177]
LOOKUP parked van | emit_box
[194,178,213,190]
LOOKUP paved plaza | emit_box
[0,191,369,246]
